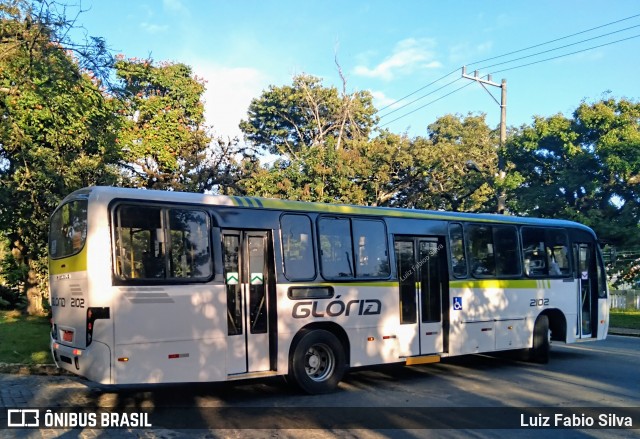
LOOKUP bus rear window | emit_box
[50,200,88,259]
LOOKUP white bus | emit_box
[49,186,609,393]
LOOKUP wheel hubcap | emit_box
[304,343,335,382]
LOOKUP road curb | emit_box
[608,328,640,337]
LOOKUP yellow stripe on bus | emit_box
[49,248,87,275]
[450,279,539,289]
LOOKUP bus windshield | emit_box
[49,200,88,259]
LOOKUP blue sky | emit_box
[73,0,639,142]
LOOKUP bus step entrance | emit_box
[405,355,441,366]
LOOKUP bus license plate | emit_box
[62,330,73,342]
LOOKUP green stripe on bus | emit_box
[450,279,539,289]
[257,198,453,219]
[235,197,532,225]
[49,248,87,275]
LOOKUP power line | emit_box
[379,80,474,128]
[489,33,640,75]
[468,12,640,66]
[376,68,459,113]
[477,23,640,71]
[378,76,463,119]
[376,14,640,128]
[380,29,640,127]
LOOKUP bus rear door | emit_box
[394,236,447,357]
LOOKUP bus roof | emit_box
[63,186,596,235]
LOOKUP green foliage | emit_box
[240,98,501,212]
[505,98,640,286]
[113,58,214,191]
[0,0,120,314]
[238,74,379,204]
[240,74,378,158]
[506,99,640,239]
[390,114,499,212]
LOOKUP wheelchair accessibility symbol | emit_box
[453,297,463,311]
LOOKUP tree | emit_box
[388,114,501,212]
[238,74,379,204]
[0,0,120,314]
[113,58,214,191]
[240,74,378,159]
[239,73,503,211]
[505,98,640,284]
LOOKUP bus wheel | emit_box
[290,329,345,394]
[529,315,550,364]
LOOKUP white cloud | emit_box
[354,38,442,81]
[191,62,268,139]
[140,22,169,34]
[369,90,398,110]
[163,0,187,13]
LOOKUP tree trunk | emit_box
[25,261,44,316]
[12,239,45,316]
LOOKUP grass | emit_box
[609,309,640,330]
[0,310,51,364]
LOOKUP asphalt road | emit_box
[1,335,639,438]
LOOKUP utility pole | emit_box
[461,66,507,214]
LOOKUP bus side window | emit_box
[494,225,521,276]
[115,205,164,280]
[318,217,353,279]
[466,224,495,277]
[521,227,570,278]
[281,214,316,281]
[352,219,390,278]
[545,230,570,277]
[168,209,212,279]
[448,223,467,278]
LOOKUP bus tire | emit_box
[529,315,550,364]
[289,329,345,394]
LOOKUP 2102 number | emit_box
[530,298,549,307]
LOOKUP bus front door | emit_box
[395,236,446,357]
[223,230,272,375]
